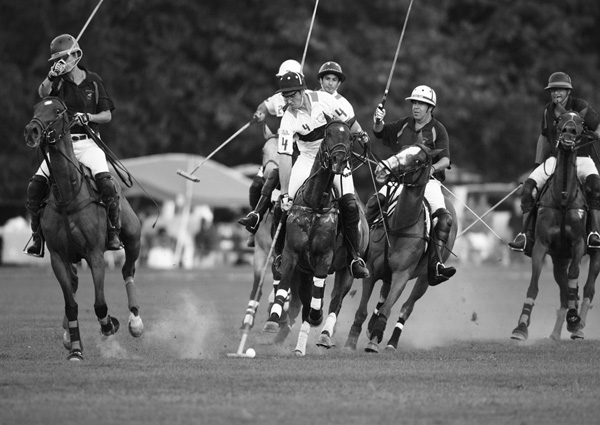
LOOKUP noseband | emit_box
[319,120,352,171]
[30,98,70,145]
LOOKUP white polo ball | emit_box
[245,348,256,358]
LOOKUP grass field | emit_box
[1,259,600,425]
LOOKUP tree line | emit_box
[2,0,600,220]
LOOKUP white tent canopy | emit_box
[118,153,252,208]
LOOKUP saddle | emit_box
[371,194,443,285]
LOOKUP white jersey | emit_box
[262,93,287,140]
[278,90,354,160]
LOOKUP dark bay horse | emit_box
[344,143,457,353]
[23,97,143,361]
[511,111,600,341]
[262,119,368,355]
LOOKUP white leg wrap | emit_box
[322,313,337,335]
[295,321,310,355]
[270,303,282,319]
[311,277,325,310]
[268,288,275,304]
[395,322,404,330]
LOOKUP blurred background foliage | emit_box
[2,0,600,215]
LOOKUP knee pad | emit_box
[339,193,359,225]
[521,178,537,212]
[95,172,117,199]
[262,168,280,194]
[585,174,600,209]
[433,208,453,233]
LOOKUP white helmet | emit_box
[276,59,302,77]
[405,85,437,107]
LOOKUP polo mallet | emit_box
[375,0,416,124]
[440,181,506,244]
[300,0,320,71]
[457,183,522,239]
[52,0,105,74]
[71,0,105,48]
[227,217,285,358]
[177,118,256,182]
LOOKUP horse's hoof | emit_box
[63,330,72,350]
[570,330,584,340]
[344,330,359,351]
[101,316,120,336]
[566,309,581,333]
[316,333,332,349]
[264,321,280,333]
[549,332,561,341]
[68,350,83,362]
[511,323,528,341]
[365,341,379,353]
[274,324,292,344]
[384,344,397,352]
[294,349,305,357]
[128,313,144,338]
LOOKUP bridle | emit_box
[319,120,353,171]
[30,98,72,146]
[379,143,431,187]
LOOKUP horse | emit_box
[23,97,143,361]
[344,143,457,353]
[511,111,600,341]
[241,137,294,342]
[262,119,369,355]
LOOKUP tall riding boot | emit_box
[271,205,287,281]
[25,176,49,257]
[339,193,370,278]
[365,192,386,226]
[584,174,600,248]
[430,208,456,286]
[508,178,537,254]
[238,168,280,235]
[96,172,122,251]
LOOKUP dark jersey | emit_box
[50,66,115,134]
[373,116,451,182]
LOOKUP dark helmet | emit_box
[277,71,307,93]
[48,34,82,62]
[317,61,346,82]
[545,72,573,90]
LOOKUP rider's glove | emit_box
[373,104,386,124]
[253,111,265,122]
[75,112,90,126]
[280,193,293,212]
[48,60,66,80]
[355,131,369,146]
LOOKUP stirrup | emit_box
[350,258,370,279]
[25,234,45,258]
[436,262,456,279]
[508,233,526,252]
[587,232,600,249]
[238,211,260,233]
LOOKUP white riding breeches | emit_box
[528,156,598,190]
[379,178,446,213]
[35,135,109,178]
[288,153,355,200]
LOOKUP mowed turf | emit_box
[1,259,600,425]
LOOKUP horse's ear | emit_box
[324,114,333,124]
